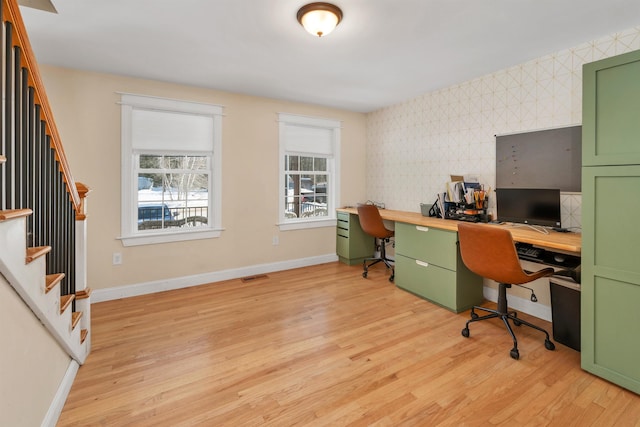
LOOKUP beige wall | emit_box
[40,65,367,291]
[0,275,71,426]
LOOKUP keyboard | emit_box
[457,215,480,223]
[517,246,543,259]
[447,213,480,222]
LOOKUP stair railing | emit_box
[1,0,90,362]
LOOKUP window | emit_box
[119,94,223,246]
[278,113,340,230]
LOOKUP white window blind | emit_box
[282,124,333,156]
[132,110,214,152]
[279,113,340,157]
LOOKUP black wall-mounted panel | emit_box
[496,125,582,192]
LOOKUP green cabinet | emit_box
[582,50,640,166]
[336,211,373,265]
[582,49,640,394]
[394,222,482,313]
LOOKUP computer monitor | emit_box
[496,188,561,228]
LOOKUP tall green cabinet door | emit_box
[582,49,640,166]
[582,48,640,394]
[581,166,640,394]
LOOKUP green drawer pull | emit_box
[416,226,430,232]
[415,259,429,268]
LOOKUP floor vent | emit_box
[240,274,268,283]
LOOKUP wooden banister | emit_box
[2,0,80,210]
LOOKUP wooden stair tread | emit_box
[45,273,65,293]
[0,208,32,221]
[75,288,92,300]
[26,246,51,263]
[80,329,88,344]
[71,311,83,329]
[60,294,75,314]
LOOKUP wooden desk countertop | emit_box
[337,207,581,255]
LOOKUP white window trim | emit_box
[118,93,224,246]
[277,113,341,231]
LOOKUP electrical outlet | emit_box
[113,252,122,265]
[272,236,279,246]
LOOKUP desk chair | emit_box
[357,204,395,282]
[457,223,556,359]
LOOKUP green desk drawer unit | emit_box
[336,211,373,265]
[394,222,482,312]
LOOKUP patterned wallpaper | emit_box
[365,26,640,231]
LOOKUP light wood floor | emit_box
[58,262,640,426]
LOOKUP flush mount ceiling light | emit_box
[297,2,343,38]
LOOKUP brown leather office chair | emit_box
[457,222,556,359]
[357,204,395,282]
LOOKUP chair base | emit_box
[362,237,394,282]
[461,283,555,359]
[362,256,395,282]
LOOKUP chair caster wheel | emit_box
[461,328,470,338]
[545,339,555,351]
[389,275,394,283]
[511,312,521,326]
[362,272,367,278]
[510,348,519,360]
[470,312,479,320]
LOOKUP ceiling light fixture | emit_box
[297,2,343,38]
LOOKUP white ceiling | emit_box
[19,0,640,113]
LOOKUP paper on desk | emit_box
[446,181,464,203]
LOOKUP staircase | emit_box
[0,0,91,364]
[0,209,90,363]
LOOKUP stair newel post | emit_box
[75,183,89,291]
[74,182,91,351]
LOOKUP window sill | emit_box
[277,217,336,231]
[119,228,223,247]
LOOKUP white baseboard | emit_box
[41,360,79,427]
[483,285,552,322]
[92,253,338,303]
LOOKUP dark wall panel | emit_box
[496,125,582,192]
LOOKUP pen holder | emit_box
[476,197,491,222]
[473,191,487,210]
